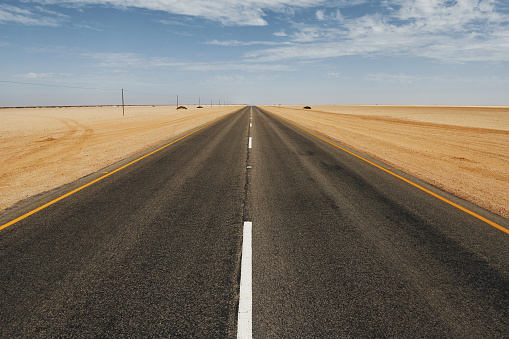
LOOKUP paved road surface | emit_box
[1,106,509,337]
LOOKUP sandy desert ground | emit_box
[260,105,509,219]
[1,104,508,220]
[0,105,241,212]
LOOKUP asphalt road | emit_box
[2,106,509,337]
[0,107,250,337]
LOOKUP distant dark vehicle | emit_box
[303,106,312,109]
[177,106,187,110]
[197,106,203,108]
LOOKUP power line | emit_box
[1,79,233,105]
[0,79,118,91]
[1,80,171,97]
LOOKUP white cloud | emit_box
[82,51,293,72]
[12,0,509,67]
[207,75,249,84]
[181,61,293,72]
[393,0,504,33]
[0,4,68,26]
[167,30,193,37]
[73,23,103,31]
[273,30,288,37]
[325,71,340,78]
[290,25,343,42]
[245,42,352,62]
[315,8,342,21]
[315,9,325,20]
[34,5,69,19]
[332,0,369,6]
[246,0,509,63]
[365,73,428,84]
[21,72,54,78]
[156,19,199,27]
[27,0,329,26]
[83,52,147,68]
[366,72,509,85]
[204,39,289,46]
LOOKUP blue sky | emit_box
[1,0,509,106]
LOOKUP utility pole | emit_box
[177,95,178,108]
[122,89,124,116]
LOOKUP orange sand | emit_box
[0,105,241,211]
[260,105,509,219]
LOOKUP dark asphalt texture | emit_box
[0,107,250,337]
[249,106,509,337]
[1,106,509,337]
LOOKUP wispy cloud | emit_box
[167,30,193,37]
[325,71,340,79]
[73,23,103,31]
[181,61,293,72]
[315,9,342,21]
[20,72,54,79]
[366,72,509,85]
[207,75,249,84]
[204,39,290,46]
[26,0,329,26]
[155,18,203,28]
[245,0,509,63]
[365,73,431,84]
[82,51,294,72]
[392,0,504,33]
[290,25,343,42]
[273,30,288,37]
[0,4,68,26]
[83,52,184,69]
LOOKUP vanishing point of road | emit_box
[1,106,509,337]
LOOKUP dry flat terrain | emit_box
[260,105,509,219]
[0,105,240,211]
[1,104,508,220]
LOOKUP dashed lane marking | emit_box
[237,221,253,339]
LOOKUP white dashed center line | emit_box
[237,221,253,339]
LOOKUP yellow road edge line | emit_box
[0,109,243,232]
[267,110,509,236]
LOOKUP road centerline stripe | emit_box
[248,137,253,149]
[237,221,253,339]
